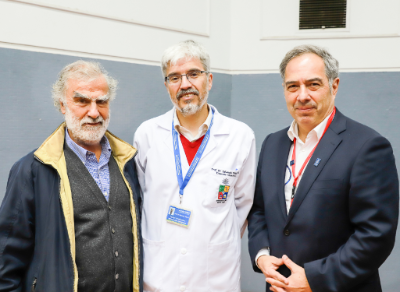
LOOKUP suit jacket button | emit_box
[284,229,290,236]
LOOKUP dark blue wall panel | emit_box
[0,47,231,201]
[0,47,399,291]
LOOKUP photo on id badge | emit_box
[169,207,175,216]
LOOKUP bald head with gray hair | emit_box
[161,40,210,78]
[279,44,339,90]
[52,60,118,112]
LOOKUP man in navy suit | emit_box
[247,44,399,292]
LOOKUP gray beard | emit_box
[64,107,110,146]
[175,92,209,117]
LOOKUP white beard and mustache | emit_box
[64,106,110,146]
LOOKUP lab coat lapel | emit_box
[198,106,227,161]
[285,109,346,226]
[163,130,174,153]
[158,109,174,153]
[158,105,227,160]
[200,131,216,160]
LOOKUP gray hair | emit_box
[161,40,210,78]
[52,60,118,112]
[279,44,339,90]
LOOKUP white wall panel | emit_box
[0,0,398,73]
[0,0,235,71]
[261,0,400,39]
[11,0,210,36]
[349,0,400,35]
[230,0,400,72]
[261,0,300,38]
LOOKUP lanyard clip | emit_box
[291,186,296,199]
[179,194,183,205]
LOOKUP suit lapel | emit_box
[285,109,346,226]
[276,133,292,219]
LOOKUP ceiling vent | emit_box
[299,0,347,30]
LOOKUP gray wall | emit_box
[1,47,399,291]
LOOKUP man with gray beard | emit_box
[0,61,143,292]
[133,40,256,291]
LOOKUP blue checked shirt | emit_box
[65,129,112,201]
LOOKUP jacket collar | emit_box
[34,122,139,292]
[34,122,137,168]
[287,108,334,142]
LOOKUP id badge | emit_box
[166,205,192,228]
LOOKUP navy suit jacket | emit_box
[248,109,399,292]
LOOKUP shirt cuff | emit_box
[255,247,270,268]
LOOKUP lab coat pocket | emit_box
[143,237,165,292]
[207,239,240,291]
[203,170,237,208]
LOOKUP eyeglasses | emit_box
[165,70,209,85]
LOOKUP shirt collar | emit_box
[287,109,334,142]
[65,128,112,163]
[173,104,212,135]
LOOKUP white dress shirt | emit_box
[255,110,334,265]
[173,105,212,142]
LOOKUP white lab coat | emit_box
[133,105,256,292]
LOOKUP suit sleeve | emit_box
[247,135,272,273]
[305,136,399,292]
[0,159,35,291]
[233,129,256,236]
[235,129,256,235]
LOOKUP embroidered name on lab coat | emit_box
[211,168,239,178]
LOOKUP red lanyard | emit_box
[290,107,336,206]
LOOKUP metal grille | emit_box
[299,0,347,30]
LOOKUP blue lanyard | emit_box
[172,109,215,204]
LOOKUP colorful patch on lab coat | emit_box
[216,179,230,203]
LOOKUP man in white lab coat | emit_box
[133,40,256,292]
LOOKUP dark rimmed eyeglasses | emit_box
[165,70,209,85]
